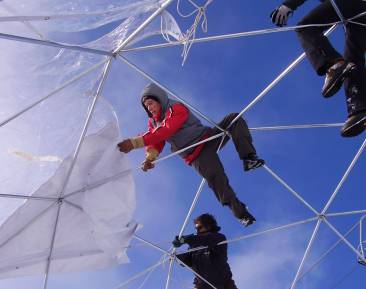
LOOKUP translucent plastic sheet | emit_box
[0,0,181,204]
[0,0,162,32]
[0,123,137,278]
[0,0,181,277]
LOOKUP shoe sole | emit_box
[322,63,356,98]
[243,219,256,227]
[244,161,265,172]
[341,115,366,137]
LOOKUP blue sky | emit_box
[0,0,365,289]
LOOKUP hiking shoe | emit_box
[240,207,256,227]
[244,155,265,171]
[358,257,366,266]
[322,61,356,98]
[341,111,366,137]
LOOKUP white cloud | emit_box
[230,224,322,289]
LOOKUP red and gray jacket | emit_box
[140,83,210,164]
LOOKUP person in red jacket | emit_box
[118,83,264,226]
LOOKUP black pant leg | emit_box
[225,113,256,160]
[211,113,256,159]
[296,0,343,75]
[343,3,366,115]
[191,144,248,219]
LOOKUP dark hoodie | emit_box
[141,83,210,161]
[176,232,233,289]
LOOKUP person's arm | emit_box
[145,119,166,160]
[270,0,308,27]
[141,121,166,172]
[183,233,224,249]
[118,103,188,153]
[283,0,307,11]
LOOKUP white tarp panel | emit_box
[0,123,137,279]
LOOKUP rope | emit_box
[165,0,213,65]
[329,264,359,289]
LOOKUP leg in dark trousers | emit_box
[191,138,247,219]
[343,18,366,116]
[341,15,366,136]
[295,0,363,75]
[191,113,257,220]
[211,113,257,160]
[296,0,366,135]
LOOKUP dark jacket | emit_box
[283,0,325,10]
[176,232,233,289]
[141,83,210,160]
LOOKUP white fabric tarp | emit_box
[0,122,137,279]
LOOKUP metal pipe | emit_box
[113,0,175,54]
[0,32,112,56]
[118,55,225,132]
[263,165,319,215]
[0,59,108,128]
[227,25,338,128]
[322,137,366,214]
[249,123,343,132]
[289,219,322,289]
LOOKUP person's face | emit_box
[195,220,208,234]
[143,98,161,117]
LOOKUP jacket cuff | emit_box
[145,148,159,161]
[130,136,145,149]
[282,0,300,11]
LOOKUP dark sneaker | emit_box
[240,207,256,227]
[244,155,265,171]
[341,111,366,137]
[322,61,356,98]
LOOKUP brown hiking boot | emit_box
[341,111,366,137]
[322,61,356,98]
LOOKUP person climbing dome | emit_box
[117,83,264,227]
[172,213,238,289]
[270,0,366,137]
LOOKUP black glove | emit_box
[270,5,293,27]
[172,235,184,248]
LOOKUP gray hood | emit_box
[141,83,169,118]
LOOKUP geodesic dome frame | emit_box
[0,1,366,289]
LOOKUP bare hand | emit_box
[117,139,134,153]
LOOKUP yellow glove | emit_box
[117,137,144,153]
